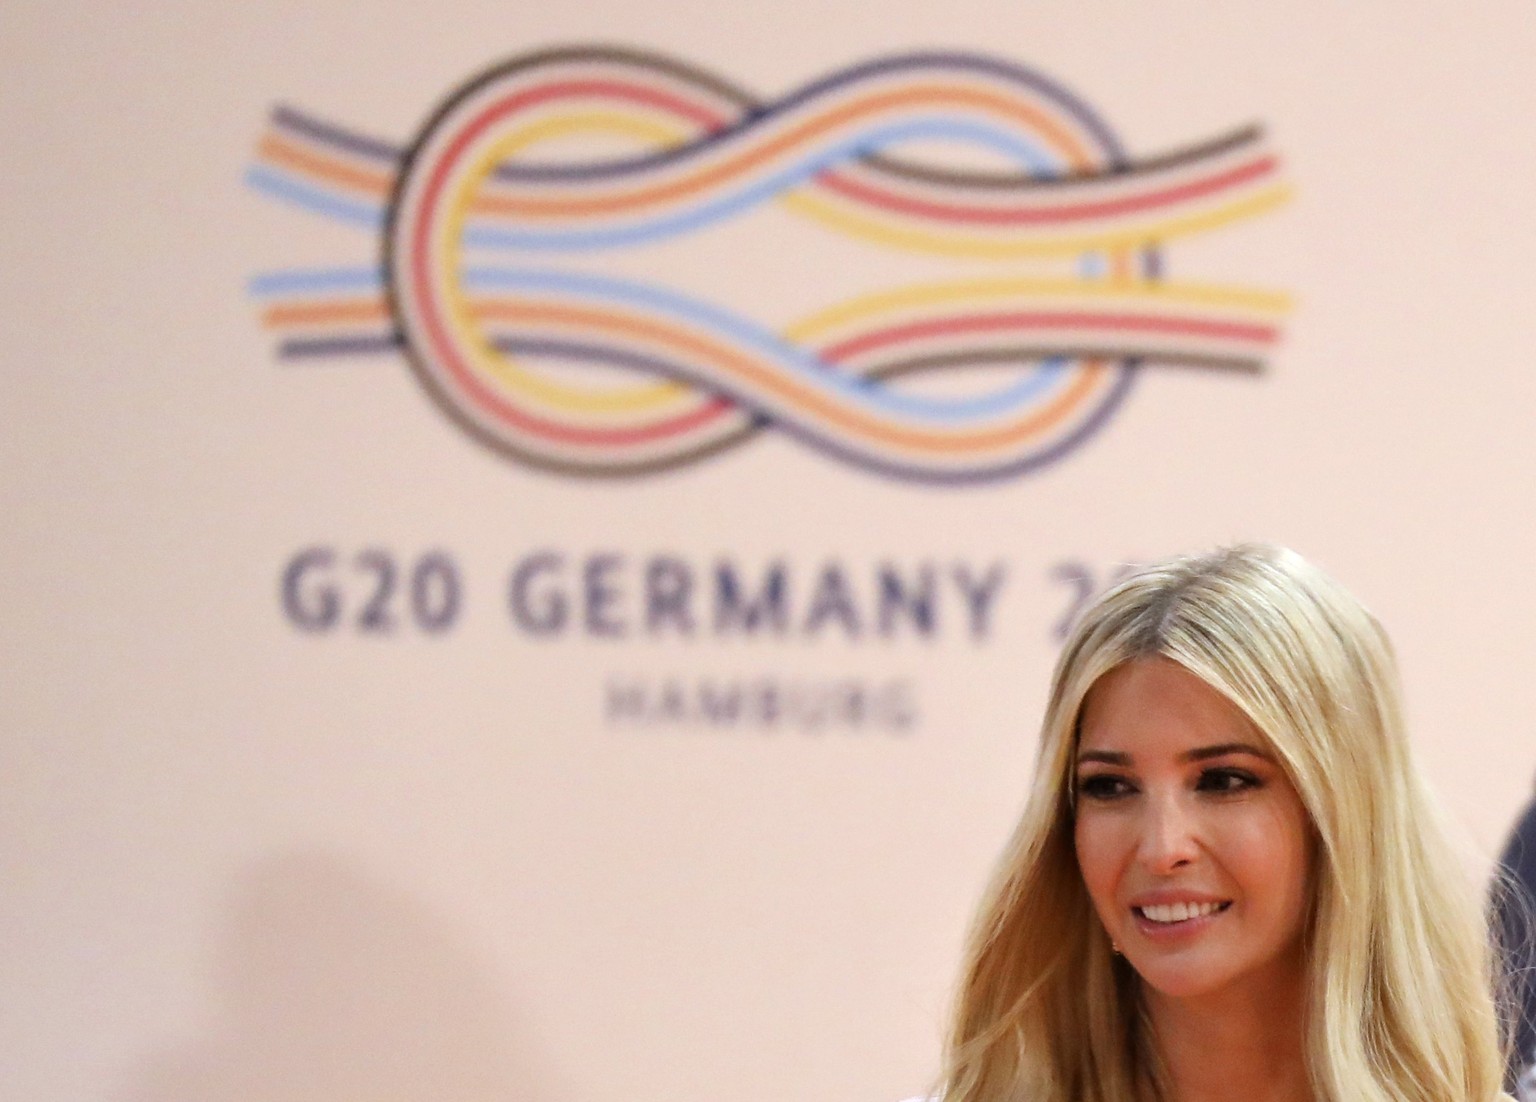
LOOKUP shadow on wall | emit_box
[120,850,556,1102]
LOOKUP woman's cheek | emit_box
[1075,813,1131,906]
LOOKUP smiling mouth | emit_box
[1134,901,1232,924]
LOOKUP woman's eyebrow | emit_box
[1183,742,1271,763]
[1075,743,1272,767]
[1076,749,1130,766]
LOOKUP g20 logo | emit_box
[249,47,1290,483]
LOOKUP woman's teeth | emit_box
[1137,901,1228,923]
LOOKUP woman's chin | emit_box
[1124,957,1236,1002]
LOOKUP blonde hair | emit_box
[941,544,1506,1102]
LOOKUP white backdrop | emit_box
[5,4,1536,1101]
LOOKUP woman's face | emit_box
[1073,657,1314,1004]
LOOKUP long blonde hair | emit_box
[941,544,1506,1102]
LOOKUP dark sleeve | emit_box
[1494,797,1536,1091]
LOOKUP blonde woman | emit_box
[941,545,1509,1102]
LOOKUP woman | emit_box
[940,544,1508,1102]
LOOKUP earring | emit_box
[1111,940,1121,955]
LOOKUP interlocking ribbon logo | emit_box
[248,47,1291,482]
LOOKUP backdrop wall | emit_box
[6,4,1536,1101]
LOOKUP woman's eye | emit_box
[1078,774,1133,800]
[1197,767,1260,794]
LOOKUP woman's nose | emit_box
[1138,792,1200,873]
